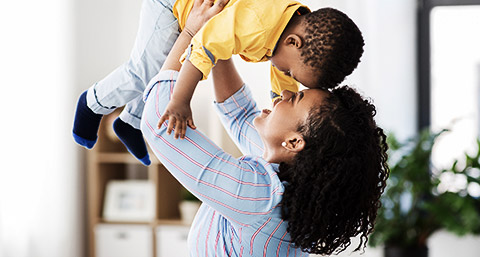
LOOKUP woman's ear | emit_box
[284,34,303,49]
[282,133,305,153]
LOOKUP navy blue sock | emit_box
[72,91,102,149]
[113,118,151,166]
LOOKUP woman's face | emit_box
[253,89,328,163]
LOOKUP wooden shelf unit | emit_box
[86,111,186,257]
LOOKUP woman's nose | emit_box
[280,90,294,100]
[273,97,281,107]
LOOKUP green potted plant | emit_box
[369,129,480,257]
[179,187,201,224]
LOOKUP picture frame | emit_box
[103,180,156,222]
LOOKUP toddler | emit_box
[73,0,364,165]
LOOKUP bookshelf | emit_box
[86,110,186,257]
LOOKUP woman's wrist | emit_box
[160,31,194,71]
[183,27,196,38]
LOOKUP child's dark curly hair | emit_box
[301,8,365,88]
[278,86,389,255]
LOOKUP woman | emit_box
[141,0,389,255]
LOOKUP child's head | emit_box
[270,7,364,89]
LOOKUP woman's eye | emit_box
[288,94,296,102]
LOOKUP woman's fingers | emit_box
[213,0,229,10]
[207,0,229,16]
[204,0,215,7]
[192,0,203,8]
[185,0,229,35]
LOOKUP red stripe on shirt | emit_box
[277,230,289,257]
[147,118,271,187]
[206,211,216,257]
[264,220,284,257]
[250,217,272,255]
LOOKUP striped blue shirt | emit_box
[142,70,308,257]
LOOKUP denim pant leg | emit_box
[87,0,179,129]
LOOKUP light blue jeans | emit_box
[86,0,179,129]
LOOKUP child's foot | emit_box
[73,91,102,149]
[113,118,151,166]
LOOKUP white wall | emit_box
[0,0,84,257]
[2,0,474,256]
[72,0,480,256]
[310,230,480,257]
[305,1,480,256]
[200,0,421,153]
[302,0,418,141]
[74,0,142,91]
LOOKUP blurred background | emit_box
[0,0,479,256]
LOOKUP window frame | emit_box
[417,0,480,130]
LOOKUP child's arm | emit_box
[143,73,281,226]
[157,61,202,139]
[157,0,230,139]
[158,0,276,139]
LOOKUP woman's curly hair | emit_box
[301,8,365,89]
[278,86,389,255]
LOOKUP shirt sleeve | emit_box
[270,64,299,100]
[214,84,265,157]
[141,70,283,225]
[181,0,267,80]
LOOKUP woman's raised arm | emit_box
[210,59,265,156]
[211,59,244,103]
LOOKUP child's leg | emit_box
[112,0,180,165]
[113,96,150,165]
[73,0,180,156]
[73,90,102,149]
[87,0,180,115]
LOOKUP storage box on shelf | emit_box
[86,111,190,257]
[95,224,153,257]
[156,225,191,257]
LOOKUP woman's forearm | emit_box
[211,59,244,103]
[161,32,195,72]
[161,0,230,72]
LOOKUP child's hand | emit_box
[157,100,196,139]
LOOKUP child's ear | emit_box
[284,34,303,49]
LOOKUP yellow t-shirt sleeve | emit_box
[270,65,299,100]
[180,1,266,80]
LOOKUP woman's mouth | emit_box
[262,109,271,116]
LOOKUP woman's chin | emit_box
[262,154,269,162]
[262,151,277,164]
[253,116,258,124]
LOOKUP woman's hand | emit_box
[184,0,229,36]
[160,0,229,72]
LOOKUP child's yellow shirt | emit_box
[173,0,310,99]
